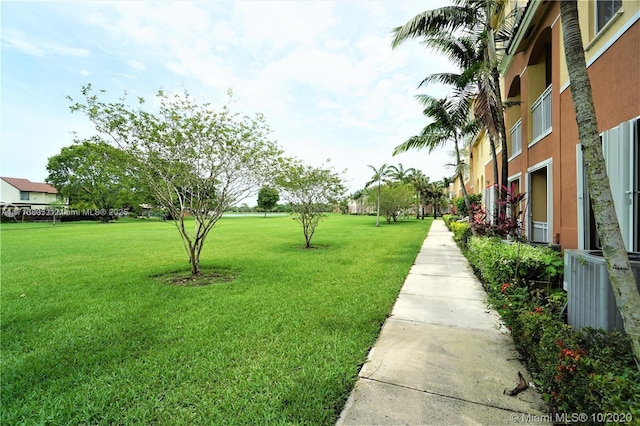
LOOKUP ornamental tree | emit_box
[276,161,346,248]
[69,85,284,275]
[366,182,415,224]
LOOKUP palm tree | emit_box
[429,180,447,219]
[391,0,516,215]
[394,95,478,214]
[365,164,390,227]
[407,169,429,219]
[560,0,640,363]
[416,32,501,218]
[387,163,414,184]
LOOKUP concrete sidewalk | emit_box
[337,220,549,425]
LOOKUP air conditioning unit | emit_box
[564,250,640,332]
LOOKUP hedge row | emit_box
[464,234,640,417]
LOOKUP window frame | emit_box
[595,0,622,34]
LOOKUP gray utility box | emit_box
[564,250,640,332]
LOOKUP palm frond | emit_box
[391,6,478,49]
[420,34,482,70]
[496,4,525,46]
[419,73,465,89]
[393,132,445,155]
[473,68,501,139]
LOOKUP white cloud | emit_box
[2,29,90,57]
[2,0,459,197]
[127,60,145,71]
[230,1,339,55]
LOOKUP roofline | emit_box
[0,177,58,194]
[500,1,541,75]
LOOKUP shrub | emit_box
[465,235,640,417]
[466,237,563,288]
[442,214,460,229]
[546,329,640,416]
[453,193,481,217]
[450,221,472,248]
[470,184,526,240]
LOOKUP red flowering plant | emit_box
[549,339,589,411]
[469,184,526,240]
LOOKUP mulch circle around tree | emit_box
[151,268,239,287]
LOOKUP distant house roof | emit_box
[1,177,58,194]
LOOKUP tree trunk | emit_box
[492,65,509,214]
[488,133,500,220]
[376,183,381,227]
[560,0,640,364]
[486,12,509,214]
[190,246,200,275]
[458,172,471,215]
[454,139,471,214]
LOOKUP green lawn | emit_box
[1,215,431,425]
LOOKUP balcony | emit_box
[509,119,522,159]
[530,85,552,144]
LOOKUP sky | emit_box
[1,0,458,204]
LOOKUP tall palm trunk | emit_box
[488,133,499,219]
[485,10,509,216]
[453,138,471,214]
[492,65,509,214]
[376,182,381,227]
[560,0,640,364]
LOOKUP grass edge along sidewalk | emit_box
[1,215,430,425]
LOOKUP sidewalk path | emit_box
[337,220,549,425]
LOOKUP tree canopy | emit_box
[46,139,137,222]
[365,182,415,224]
[277,161,346,248]
[69,85,284,274]
[257,186,280,217]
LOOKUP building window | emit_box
[20,191,29,201]
[596,0,622,33]
[531,85,552,143]
[510,119,522,158]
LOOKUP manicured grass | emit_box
[1,215,431,424]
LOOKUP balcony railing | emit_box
[510,118,522,157]
[531,85,552,142]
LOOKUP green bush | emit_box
[549,329,640,416]
[442,214,460,229]
[453,194,481,217]
[466,237,563,288]
[466,235,640,417]
[449,222,471,248]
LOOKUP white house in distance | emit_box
[0,177,67,209]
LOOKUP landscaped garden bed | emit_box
[442,215,640,419]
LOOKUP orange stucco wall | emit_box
[502,3,639,249]
[558,19,640,249]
